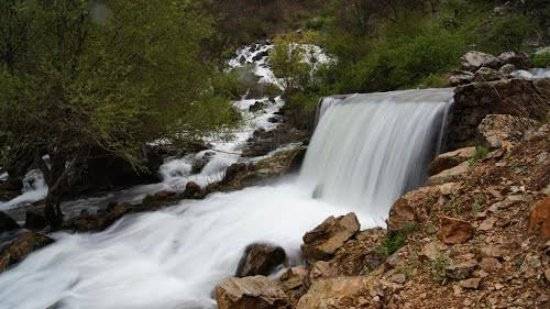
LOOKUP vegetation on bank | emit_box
[0,0,548,228]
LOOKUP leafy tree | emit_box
[0,0,237,228]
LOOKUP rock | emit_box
[428,161,470,185]
[461,51,500,71]
[428,147,476,175]
[236,243,286,277]
[480,245,506,259]
[459,278,481,289]
[499,64,516,76]
[389,273,406,284]
[0,211,20,233]
[447,78,550,150]
[191,151,214,173]
[545,268,550,282]
[480,257,502,273]
[438,182,461,196]
[0,231,54,272]
[307,261,338,284]
[215,276,289,309]
[473,67,504,82]
[478,217,496,232]
[497,52,531,69]
[182,181,203,199]
[296,277,370,309]
[420,241,446,262]
[478,114,539,150]
[448,71,474,86]
[23,211,47,231]
[387,186,439,231]
[528,197,550,239]
[387,198,416,232]
[446,259,478,280]
[279,266,307,291]
[249,101,267,112]
[302,213,360,262]
[438,216,474,244]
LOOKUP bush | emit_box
[476,14,536,54]
[532,51,550,68]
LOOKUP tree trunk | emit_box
[39,153,70,230]
[44,192,63,230]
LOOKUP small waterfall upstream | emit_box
[0,88,453,309]
[302,88,453,225]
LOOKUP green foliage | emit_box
[532,51,550,68]
[376,223,417,257]
[468,146,490,166]
[0,0,238,223]
[429,252,451,284]
[476,14,535,54]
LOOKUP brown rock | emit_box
[478,217,496,231]
[438,216,474,244]
[428,162,470,185]
[478,114,539,150]
[307,261,338,285]
[459,278,481,289]
[215,276,289,309]
[446,259,478,280]
[302,213,360,262]
[279,266,307,291]
[236,243,286,277]
[388,186,439,231]
[479,257,502,273]
[296,277,370,309]
[182,181,204,199]
[0,231,54,272]
[529,197,550,239]
[387,198,416,232]
[460,51,500,71]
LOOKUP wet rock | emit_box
[438,216,474,244]
[23,211,47,231]
[182,181,204,199]
[215,276,289,309]
[302,213,360,262]
[191,151,215,174]
[249,101,267,112]
[0,231,54,272]
[497,51,531,69]
[474,67,504,82]
[461,51,500,71]
[429,146,476,176]
[0,211,20,233]
[296,276,370,309]
[236,243,286,277]
[528,197,550,239]
[478,114,539,150]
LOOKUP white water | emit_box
[301,89,453,226]
[0,87,453,308]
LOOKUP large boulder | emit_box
[0,231,54,272]
[387,186,440,232]
[478,114,539,150]
[236,243,287,277]
[215,276,290,309]
[427,161,470,185]
[0,211,20,233]
[428,146,476,176]
[302,213,360,262]
[460,51,500,71]
[447,71,474,86]
[446,78,550,150]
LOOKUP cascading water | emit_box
[0,89,453,307]
[301,88,454,226]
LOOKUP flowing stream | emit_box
[0,88,453,308]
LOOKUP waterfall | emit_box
[0,88,453,309]
[301,88,453,225]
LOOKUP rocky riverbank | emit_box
[213,73,550,308]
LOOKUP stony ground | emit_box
[216,115,549,308]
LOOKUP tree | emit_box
[0,0,237,228]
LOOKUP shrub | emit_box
[532,51,550,68]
